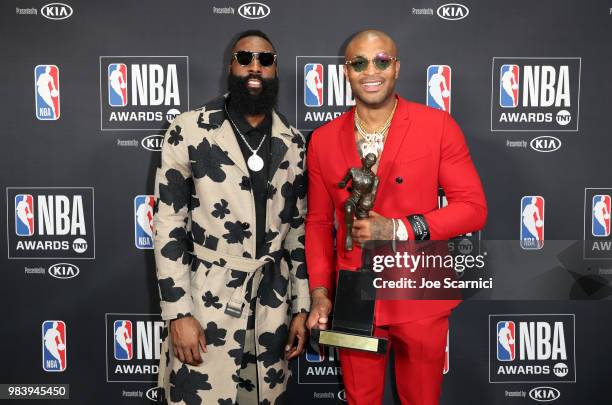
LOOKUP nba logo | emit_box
[304,63,324,107]
[496,321,515,361]
[426,65,451,113]
[15,194,35,236]
[34,65,60,120]
[135,195,155,249]
[305,342,325,362]
[443,331,449,374]
[42,320,67,372]
[592,194,611,237]
[108,63,128,106]
[499,64,519,108]
[114,320,133,360]
[520,196,545,249]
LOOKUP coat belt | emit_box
[189,242,267,318]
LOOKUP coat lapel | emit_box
[339,109,362,170]
[210,120,249,175]
[376,97,412,190]
[268,110,293,182]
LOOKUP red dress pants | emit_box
[339,311,450,405]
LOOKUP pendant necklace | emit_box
[225,104,267,172]
[354,98,398,158]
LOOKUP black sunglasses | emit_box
[233,51,277,67]
[345,54,398,72]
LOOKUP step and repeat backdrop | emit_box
[2,0,612,403]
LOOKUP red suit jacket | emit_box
[305,95,487,325]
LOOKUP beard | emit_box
[227,73,279,115]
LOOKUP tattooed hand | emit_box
[351,211,394,244]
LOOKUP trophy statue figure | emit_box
[338,153,379,251]
[309,152,388,355]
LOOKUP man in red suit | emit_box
[305,30,487,404]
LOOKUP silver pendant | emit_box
[247,153,264,172]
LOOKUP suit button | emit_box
[241,222,250,230]
[396,176,404,184]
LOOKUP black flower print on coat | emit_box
[189,139,234,182]
[161,227,193,264]
[190,221,220,251]
[211,199,230,219]
[169,364,212,405]
[159,169,193,213]
[228,330,245,366]
[223,221,252,244]
[264,368,285,389]
[158,277,186,302]
[239,176,251,191]
[232,373,255,392]
[204,321,227,347]
[257,324,289,367]
[202,291,222,309]
[167,125,184,146]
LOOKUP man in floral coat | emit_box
[153,30,310,404]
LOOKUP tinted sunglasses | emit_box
[233,51,277,67]
[345,54,398,72]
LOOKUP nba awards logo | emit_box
[520,196,544,250]
[426,65,451,113]
[114,320,133,360]
[296,56,355,131]
[105,313,164,382]
[99,56,189,130]
[8,187,95,259]
[583,188,612,260]
[34,65,60,120]
[489,314,576,383]
[298,342,342,384]
[491,57,581,131]
[42,320,67,372]
[134,195,155,249]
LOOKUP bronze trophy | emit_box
[310,153,388,354]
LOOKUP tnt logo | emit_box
[296,56,355,131]
[35,65,60,120]
[592,194,611,237]
[496,321,515,361]
[15,194,35,236]
[489,314,575,383]
[304,63,324,107]
[108,63,128,106]
[106,313,164,382]
[134,195,155,249]
[100,56,189,130]
[7,187,95,259]
[520,196,544,250]
[499,64,519,107]
[42,320,67,372]
[491,58,581,131]
[426,65,451,113]
[114,320,133,360]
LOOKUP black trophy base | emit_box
[311,328,388,354]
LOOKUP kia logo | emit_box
[48,263,79,279]
[145,387,159,401]
[41,3,73,20]
[530,136,561,152]
[238,2,270,19]
[529,387,560,402]
[141,135,164,151]
[437,3,469,20]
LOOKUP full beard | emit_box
[227,73,279,115]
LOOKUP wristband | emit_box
[407,214,430,240]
